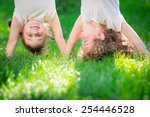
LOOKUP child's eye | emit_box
[28,35,32,37]
[83,40,87,45]
[36,34,41,37]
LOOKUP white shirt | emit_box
[81,0,124,31]
[13,0,56,25]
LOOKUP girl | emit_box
[66,0,148,59]
[77,29,134,60]
[6,0,66,58]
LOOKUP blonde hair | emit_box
[21,37,46,54]
[22,23,55,54]
[9,19,49,54]
[78,29,134,60]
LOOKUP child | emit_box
[66,0,148,59]
[77,29,134,60]
[6,0,66,58]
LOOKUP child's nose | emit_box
[32,30,39,35]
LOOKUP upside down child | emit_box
[6,0,66,58]
[66,0,149,60]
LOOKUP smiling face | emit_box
[22,20,47,49]
[79,23,105,54]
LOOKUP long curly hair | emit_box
[77,29,134,60]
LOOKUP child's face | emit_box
[23,20,46,48]
[79,23,105,54]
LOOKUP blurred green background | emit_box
[0,0,150,100]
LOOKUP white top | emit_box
[81,0,124,31]
[13,0,56,25]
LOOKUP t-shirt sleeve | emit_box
[47,0,57,20]
[106,14,125,32]
[13,8,24,25]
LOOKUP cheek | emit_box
[23,37,30,46]
[23,26,31,34]
[100,33,105,40]
[80,29,91,39]
[88,41,95,52]
[24,23,31,29]
[80,32,90,40]
[82,43,94,54]
[81,44,88,54]
[39,27,46,34]
[84,30,91,38]
[88,43,94,51]
[22,32,28,40]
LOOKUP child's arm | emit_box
[50,14,66,55]
[121,20,149,55]
[6,17,22,58]
[66,16,83,54]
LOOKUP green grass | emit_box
[0,0,150,100]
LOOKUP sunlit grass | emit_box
[0,53,150,100]
[0,0,150,100]
[115,54,150,78]
[0,57,81,99]
[114,54,150,99]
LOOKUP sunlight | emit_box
[0,59,81,99]
[114,54,150,78]
[36,59,81,94]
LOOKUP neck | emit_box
[91,21,106,33]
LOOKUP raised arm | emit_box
[66,15,83,54]
[50,14,66,55]
[6,16,22,58]
[121,20,149,55]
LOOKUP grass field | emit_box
[0,0,150,100]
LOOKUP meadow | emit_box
[0,0,150,100]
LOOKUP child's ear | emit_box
[97,32,105,40]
